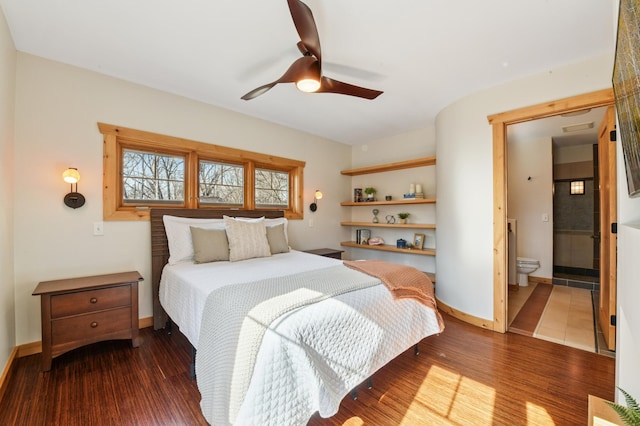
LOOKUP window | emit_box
[255,168,289,208]
[570,180,585,195]
[122,149,185,205]
[199,160,244,206]
[100,123,305,220]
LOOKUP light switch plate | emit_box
[93,221,104,236]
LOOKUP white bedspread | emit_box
[159,250,442,425]
[159,250,340,347]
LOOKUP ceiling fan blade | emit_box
[287,0,322,64]
[241,56,319,100]
[241,82,278,101]
[317,76,383,100]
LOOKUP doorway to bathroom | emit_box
[506,107,605,353]
[489,90,615,356]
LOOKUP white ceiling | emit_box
[0,0,615,145]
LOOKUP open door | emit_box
[598,106,617,351]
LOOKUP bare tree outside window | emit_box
[199,160,244,205]
[255,168,288,207]
[122,149,185,204]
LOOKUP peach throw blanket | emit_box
[343,260,444,332]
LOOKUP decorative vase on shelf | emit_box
[398,213,410,224]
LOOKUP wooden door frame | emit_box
[487,88,615,333]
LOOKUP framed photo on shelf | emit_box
[413,233,425,250]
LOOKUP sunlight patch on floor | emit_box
[403,365,497,425]
[448,377,496,425]
[526,401,555,425]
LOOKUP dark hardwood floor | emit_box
[0,312,615,425]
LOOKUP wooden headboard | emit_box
[150,208,285,330]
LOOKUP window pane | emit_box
[122,149,184,204]
[199,160,244,205]
[255,168,289,207]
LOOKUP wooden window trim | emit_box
[99,123,305,221]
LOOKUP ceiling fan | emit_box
[241,0,383,101]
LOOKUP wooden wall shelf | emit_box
[341,222,436,229]
[341,198,436,207]
[341,156,436,176]
[341,241,436,256]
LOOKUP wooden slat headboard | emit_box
[150,208,285,330]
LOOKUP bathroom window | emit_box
[570,180,585,195]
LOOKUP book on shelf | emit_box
[403,192,424,200]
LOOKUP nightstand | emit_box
[303,248,344,260]
[33,271,142,371]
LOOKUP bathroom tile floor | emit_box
[508,283,598,354]
[533,286,595,352]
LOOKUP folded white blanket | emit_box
[196,264,380,425]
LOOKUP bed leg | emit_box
[351,388,358,400]
[190,346,196,380]
[166,318,173,335]
[414,343,419,355]
[367,377,372,389]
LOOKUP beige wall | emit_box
[554,144,593,164]
[0,6,16,376]
[13,53,352,346]
[507,137,554,278]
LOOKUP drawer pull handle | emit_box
[90,297,98,304]
[90,322,98,328]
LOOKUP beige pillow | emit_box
[223,217,272,262]
[266,223,290,254]
[190,227,229,263]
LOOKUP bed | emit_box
[150,208,444,426]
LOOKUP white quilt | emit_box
[159,251,442,425]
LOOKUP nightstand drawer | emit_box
[52,307,132,345]
[51,285,131,318]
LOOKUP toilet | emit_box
[516,257,540,287]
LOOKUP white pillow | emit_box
[163,215,225,265]
[223,216,272,262]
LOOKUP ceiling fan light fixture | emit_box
[296,78,321,93]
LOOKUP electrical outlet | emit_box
[308,219,314,227]
[93,221,104,236]
[541,213,549,222]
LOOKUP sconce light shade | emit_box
[62,168,80,184]
[63,168,85,209]
[310,189,323,212]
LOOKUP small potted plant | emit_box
[606,388,640,425]
[398,212,410,224]
[364,187,377,201]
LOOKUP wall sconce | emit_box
[62,168,85,209]
[310,190,323,212]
